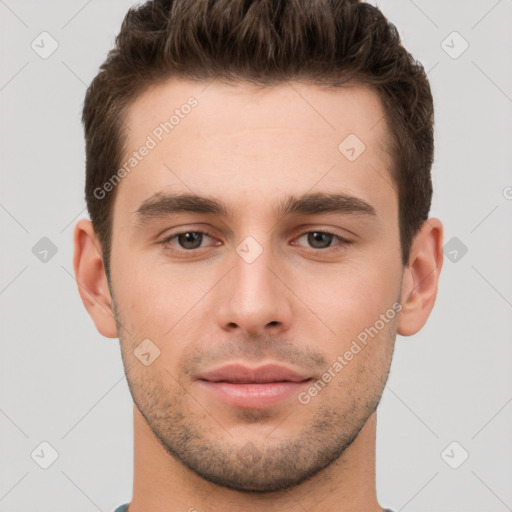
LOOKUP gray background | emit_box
[0,0,511,510]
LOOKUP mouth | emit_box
[196,363,313,409]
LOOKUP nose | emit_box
[215,241,293,336]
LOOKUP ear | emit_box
[73,219,118,338]
[397,217,444,337]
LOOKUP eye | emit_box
[158,228,353,255]
[160,230,219,252]
[293,230,353,250]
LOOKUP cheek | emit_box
[300,263,398,344]
[112,258,213,342]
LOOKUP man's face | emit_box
[110,79,403,491]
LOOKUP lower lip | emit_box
[198,380,311,409]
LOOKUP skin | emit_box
[73,78,443,512]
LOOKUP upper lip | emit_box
[197,363,312,383]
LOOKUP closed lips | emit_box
[197,363,312,383]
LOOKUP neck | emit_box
[127,406,383,512]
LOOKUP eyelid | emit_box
[291,223,357,240]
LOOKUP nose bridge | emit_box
[215,233,293,334]
[235,236,276,299]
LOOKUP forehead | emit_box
[114,78,396,225]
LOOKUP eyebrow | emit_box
[134,191,377,225]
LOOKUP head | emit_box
[74,0,443,493]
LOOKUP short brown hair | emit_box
[82,0,434,280]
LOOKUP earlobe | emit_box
[73,219,118,338]
[397,217,444,337]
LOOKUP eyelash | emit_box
[159,229,353,254]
